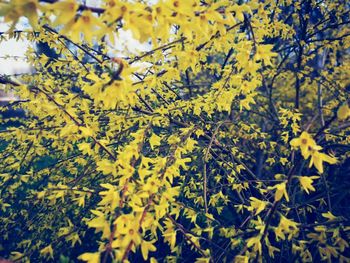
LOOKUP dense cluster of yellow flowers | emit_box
[0,0,350,262]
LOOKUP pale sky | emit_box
[0,19,32,75]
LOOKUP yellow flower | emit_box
[62,10,106,43]
[165,0,197,16]
[268,182,289,202]
[0,0,39,30]
[255,44,277,66]
[103,1,130,22]
[337,103,350,120]
[309,151,337,174]
[119,219,141,247]
[87,210,111,239]
[142,176,161,194]
[299,176,320,194]
[246,235,262,255]
[141,240,157,261]
[290,132,337,173]
[47,0,79,26]
[149,133,162,150]
[290,131,321,159]
[40,244,54,259]
[234,256,249,263]
[279,157,288,166]
[78,252,100,263]
[322,211,338,221]
[248,197,268,215]
[275,214,299,241]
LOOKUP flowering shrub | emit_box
[0,0,350,262]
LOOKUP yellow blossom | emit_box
[46,0,78,26]
[290,131,321,159]
[0,0,40,30]
[309,151,337,174]
[268,182,289,202]
[299,176,320,194]
[78,252,100,263]
[248,197,268,215]
[40,245,54,259]
[62,10,106,43]
[337,103,350,120]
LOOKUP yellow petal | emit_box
[299,176,319,194]
[322,211,338,221]
[78,252,100,263]
[337,103,350,120]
